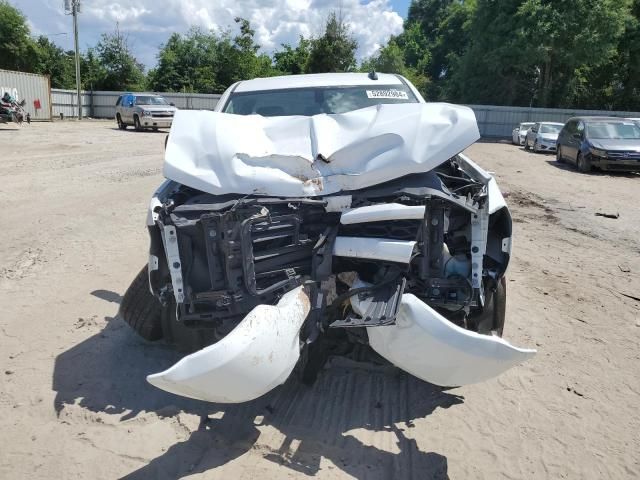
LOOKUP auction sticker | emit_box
[366,89,409,100]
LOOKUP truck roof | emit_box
[234,72,404,93]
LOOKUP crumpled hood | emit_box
[164,103,480,197]
[589,138,640,151]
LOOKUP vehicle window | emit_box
[531,124,539,133]
[116,95,122,106]
[224,85,419,117]
[564,121,575,135]
[520,123,534,130]
[586,121,640,139]
[539,124,562,134]
[134,96,169,106]
[124,95,133,106]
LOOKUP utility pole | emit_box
[65,0,82,119]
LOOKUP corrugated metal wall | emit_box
[468,104,640,137]
[51,89,92,119]
[51,89,221,119]
[0,69,51,121]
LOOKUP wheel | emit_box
[533,139,539,153]
[577,153,591,173]
[119,265,163,341]
[524,139,530,150]
[556,146,564,163]
[134,115,143,131]
[116,114,127,130]
[472,277,506,337]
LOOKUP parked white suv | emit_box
[115,93,177,131]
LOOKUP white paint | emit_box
[340,203,425,225]
[234,72,404,93]
[164,102,480,197]
[324,195,352,213]
[333,237,416,263]
[147,286,310,403]
[349,286,536,386]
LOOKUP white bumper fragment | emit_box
[352,292,535,386]
[147,286,310,403]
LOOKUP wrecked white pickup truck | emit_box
[120,73,535,403]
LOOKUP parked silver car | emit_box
[512,122,534,145]
[524,122,564,153]
[115,93,177,131]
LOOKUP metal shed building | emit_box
[0,69,52,121]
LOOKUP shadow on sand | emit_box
[53,290,464,479]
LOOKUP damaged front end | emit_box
[144,152,534,403]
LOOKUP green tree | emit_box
[216,17,276,85]
[0,1,39,71]
[148,29,220,93]
[80,48,106,90]
[450,0,629,107]
[576,0,640,109]
[273,36,311,74]
[149,19,276,93]
[33,36,75,89]
[360,39,430,96]
[92,25,146,91]
[306,12,358,73]
[396,0,476,100]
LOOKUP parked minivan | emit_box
[556,117,640,172]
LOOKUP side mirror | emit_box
[170,102,175,107]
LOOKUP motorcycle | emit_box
[0,93,29,125]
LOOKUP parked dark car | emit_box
[556,117,640,173]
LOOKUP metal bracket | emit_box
[470,207,489,304]
[162,225,185,304]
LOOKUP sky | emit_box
[13,0,412,69]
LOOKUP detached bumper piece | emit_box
[352,292,536,387]
[147,286,310,403]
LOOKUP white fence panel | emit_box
[467,104,640,137]
[51,89,221,119]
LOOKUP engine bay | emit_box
[148,157,512,349]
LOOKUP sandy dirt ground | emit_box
[1,120,639,479]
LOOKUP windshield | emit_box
[586,122,640,140]
[520,123,534,130]
[539,124,562,134]
[223,85,419,116]
[134,96,169,106]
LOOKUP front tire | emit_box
[472,277,506,337]
[524,139,530,150]
[577,153,591,173]
[556,146,564,163]
[116,114,127,130]
[134,115,143,132]
[119,266,163,341]
[533,139,539,153]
